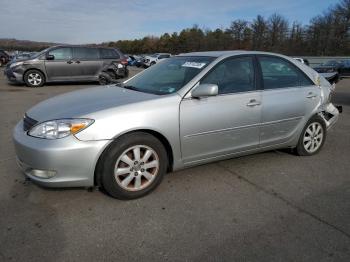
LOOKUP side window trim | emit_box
[257,54,315,90]
[198,54,257,95]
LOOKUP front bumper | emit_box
[13,121,110,187]
[4,66,24,83]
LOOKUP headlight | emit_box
[326,68,335,73]
[28,119,94,139]
[10,61,23,68]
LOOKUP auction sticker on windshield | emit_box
[182,62,206,69]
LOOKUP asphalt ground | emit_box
[0,67,349,261]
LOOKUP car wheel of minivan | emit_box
[98,132,168,199]
[296,115,326,156]
[98,72,112,85]
[24,70,45,87]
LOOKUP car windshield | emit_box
[124,56,215,95]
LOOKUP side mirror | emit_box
[191,84,218,98]
[46,54,54,60]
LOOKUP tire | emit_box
[24,70,45,87]
[150,61,156,66]
[98,132,168,199]
[0,59,3,67]
[98,72,112,85]
[296,115,326,156]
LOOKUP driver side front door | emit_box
[179,56,262,164]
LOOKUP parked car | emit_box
[4,45,128,87]
[339,59,350,78]
[293,57,310,66]
[127,55,143,67]
[13,51,341,199]
[0,49,10,67]
[98,61,129,85]
[143,53,171,67]
[313,60,342,84]
[11,52,37,61]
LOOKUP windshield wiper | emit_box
[123,85,140,91]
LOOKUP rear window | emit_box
[259,56,313,89]
[73,47,99,60]
[100,48,120,59]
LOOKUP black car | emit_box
[4,45,128,87]
[313,60,342,84]
[339,60,350,78]
[0,49,10,67]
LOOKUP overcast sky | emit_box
[0,0,336,44]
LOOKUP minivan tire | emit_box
[24,70,45,87]
[296,115,326,156]
[98,132,168,200]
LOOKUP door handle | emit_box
[75,60,81,64]
[67,60,73,64]
[306,92,317,99]
[246,99,261,107]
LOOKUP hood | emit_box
[27,85,158,122]
[8,57,30,64]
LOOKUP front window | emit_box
[48,48,72,60]
[124,56,215,95]
[201,56,255,94]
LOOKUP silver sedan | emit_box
[13,51,340,199]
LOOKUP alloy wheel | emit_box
[114,145,160,191]
[303,122,324,153]
[28,73,42,86]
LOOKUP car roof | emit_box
[49,45,116,49]
[177,50,288,58]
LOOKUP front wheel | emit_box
[98,132,168,199]
[296,115,326,156]
[24,70,45,87]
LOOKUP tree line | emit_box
[103,0,350,56]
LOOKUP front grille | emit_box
[23,115,38,131]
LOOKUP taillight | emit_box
[121,58,128,65]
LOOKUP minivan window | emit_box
[259,56,313,89]
[125,56,215,95]
[73,47,99,60]
[100,48,119,59]
[48,48,72,60]
[201,56,255,94]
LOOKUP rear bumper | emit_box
[319,103,341,130]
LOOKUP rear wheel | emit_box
[296,115,326,156]
[98,132,168,199]
[150,61,156,66]
[24,70,45,87]
[98,72,113,85]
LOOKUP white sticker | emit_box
[182,62,206,69]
